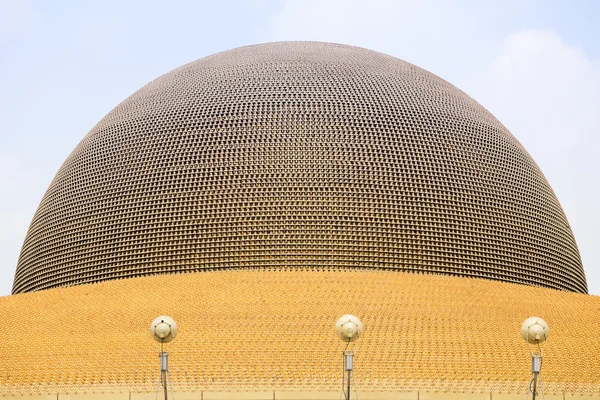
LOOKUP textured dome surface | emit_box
[13,42,586,293]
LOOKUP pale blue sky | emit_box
[1,0,598,295]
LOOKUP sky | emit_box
[0,0,598,296]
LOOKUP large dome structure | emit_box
[12,41,587,293]
[4,41,600,398]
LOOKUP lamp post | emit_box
[521,316,549,400]
[150,316,178,400]
[335,315,363,400]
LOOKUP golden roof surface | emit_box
[1,270,599,395]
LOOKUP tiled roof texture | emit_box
[13,42,587,293]
[1,270,599,395]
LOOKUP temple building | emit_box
[2,42,598,400]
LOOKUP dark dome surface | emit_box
[13,42,587,293]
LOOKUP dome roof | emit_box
[12,42,587,293]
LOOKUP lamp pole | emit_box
[344,350,354,400]
[521,317,548,400]
[150,316,178,400]
[160,350,169,400]
[531,354,541,400]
